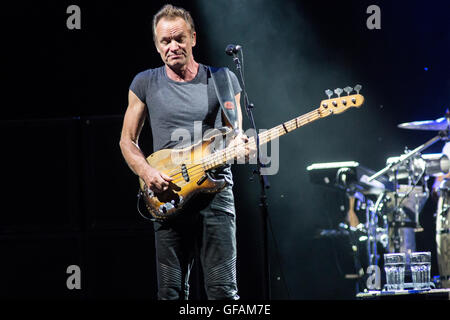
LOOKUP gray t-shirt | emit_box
[129,63,241,185]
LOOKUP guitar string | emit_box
[164,95,360,179]
[148,96,360,187]
[166,111,323,185]
[201,109,321,168]
[168,127,287,184]
[165,109,321,179]
[199,110,322,171]
[168,113,322,186]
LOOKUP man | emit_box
[433,142,450,193]
[120,4,248,300]
[432,142,450,288]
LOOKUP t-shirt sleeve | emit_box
[228,70,242,96]
[129,71,149,103]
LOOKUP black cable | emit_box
[136,190,155,221]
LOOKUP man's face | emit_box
[154,17,196,69]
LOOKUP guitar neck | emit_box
[202,91,364,169]
[253,108,322,145]
[203,108,323,169]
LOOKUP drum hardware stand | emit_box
[364,193,389,266]
[343,222,365,293]
[414,179,429,233]
[392,167,405,253]
[365,198,379,266]
[367,134,444,183]
[343,188,388,291]
[368,122,450,254]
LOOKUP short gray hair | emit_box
[152,4,195,43]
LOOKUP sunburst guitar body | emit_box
[139,129,232,221]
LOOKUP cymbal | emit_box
[398,117,449,131]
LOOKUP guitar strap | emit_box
[209,66,239,134]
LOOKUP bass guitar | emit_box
[139,86,364,221]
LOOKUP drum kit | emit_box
[308,111,450,290]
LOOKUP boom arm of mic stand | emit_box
[367,134,443,182]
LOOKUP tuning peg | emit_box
[354,84,362,94]
[344,86,353,95]
[334,88,343,97]
[325,89,333,99]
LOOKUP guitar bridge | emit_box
[159,196,184,214]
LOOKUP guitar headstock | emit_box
[319,85,364,117]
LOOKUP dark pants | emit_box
[153,186,239,300]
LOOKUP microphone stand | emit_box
[229,48,272,300]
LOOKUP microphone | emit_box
[225,44,242,56]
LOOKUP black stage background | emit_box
[1,0,449,300]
